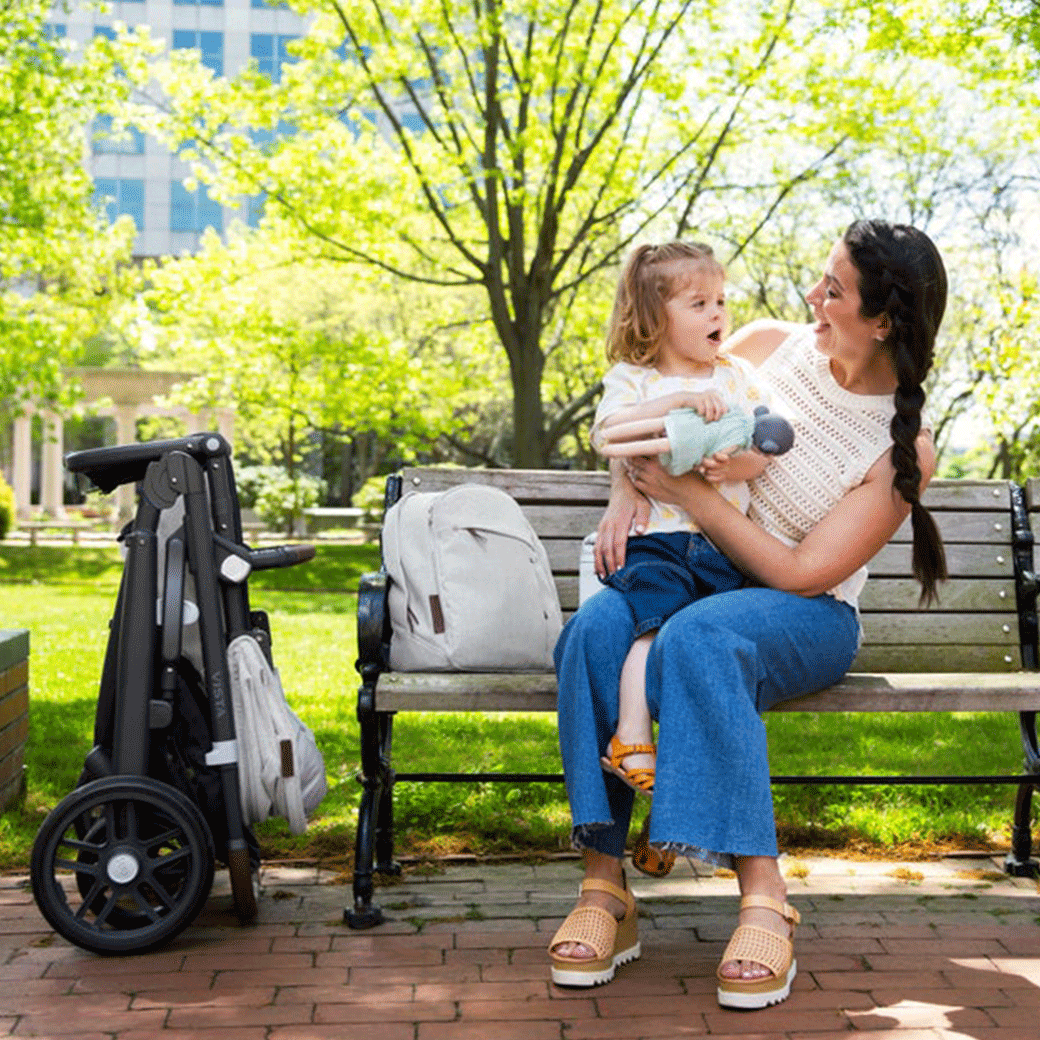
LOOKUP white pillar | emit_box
[41,413,66,519]
[12,415,32,520]
[216,409,235,450]
[184,409,205,435]
[114,404,138,521]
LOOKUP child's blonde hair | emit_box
[606,241,725,366]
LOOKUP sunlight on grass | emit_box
[1,543,1032,868]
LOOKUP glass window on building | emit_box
[252,1,291,8]
[92,114,145,155]
[170,181,223,234]
[94,178,144,230]
[250,34,298,82]
[174,1,223,7]
[44,23,67,39]
[93,26,117,41]
[173,30,224,78]
[246,192,266,228]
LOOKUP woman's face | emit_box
[805,240,888,367]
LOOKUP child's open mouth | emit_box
[708,330,721,343]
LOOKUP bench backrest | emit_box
[391,469,1040,675]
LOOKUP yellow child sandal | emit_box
[548,876,641,987]
[716,895,800,1010]
[600,736,656,795]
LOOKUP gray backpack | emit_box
[383,484,562,671]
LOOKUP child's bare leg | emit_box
[610,632,655,775]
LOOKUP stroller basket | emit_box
[31,433,315,954]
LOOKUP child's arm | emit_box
[597,389,726,435]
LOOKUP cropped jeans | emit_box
[554,576,861,867]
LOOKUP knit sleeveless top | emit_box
[747,325,895,609]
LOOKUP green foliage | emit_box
[115,0,1040,471]
[1,566,1031,868]
[0,474,14,539]
[255,468,324,534]
[0,0,139,407]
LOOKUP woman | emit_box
[548,219,948,1010]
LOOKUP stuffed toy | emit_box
[661,405,794,476]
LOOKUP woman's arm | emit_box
[628,432,937,596]
[595,459,651,577]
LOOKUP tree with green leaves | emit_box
[0,0,136,412]
[131,0,922,467]
[138,228,483,492]
[123,0,1039,471]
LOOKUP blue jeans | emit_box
[602,532,746,636]
[554,578,860,867]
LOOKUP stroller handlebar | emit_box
[66,434,232,493]
[247,544,317,570]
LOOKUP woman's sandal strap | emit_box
[579,877,631,906]
[739,895,800,925]
[719,923,792,980]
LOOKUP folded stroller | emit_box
[30,433,316,954]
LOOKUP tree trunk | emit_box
[508,332,547,469]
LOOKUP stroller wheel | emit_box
[31,776,215,955]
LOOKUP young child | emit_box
[589,241,780,798]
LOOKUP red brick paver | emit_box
[1,854,1037,1038]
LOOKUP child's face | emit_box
[658,269,726,377]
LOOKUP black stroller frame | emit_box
[31,434,313,954]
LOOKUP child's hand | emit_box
[699,448,771,483]
[683,391,727,422]
[697,450,738,484]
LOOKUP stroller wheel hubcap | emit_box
[106,851,140,884]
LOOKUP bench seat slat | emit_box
[375,669,1040,714]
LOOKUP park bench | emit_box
[346,467,1040,928]
[18,518,92,547]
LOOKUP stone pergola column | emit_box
[41,413,66,519]
[114,404,138,521]
[11,415,32,520]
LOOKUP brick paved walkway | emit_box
[2,853,1038,1039]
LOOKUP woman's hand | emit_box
[596,462,650,577]
[627,456,709,511]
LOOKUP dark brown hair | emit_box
[606,242,725,366]
[843,219,948,604]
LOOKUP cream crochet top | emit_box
[747,325,896,609]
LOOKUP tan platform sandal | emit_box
[630,813,676,878]
[548,876,641,987]
[716,895,800,1010]
[600,736,656,795]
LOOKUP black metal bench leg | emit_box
[1005,711,1040,877]
[347,771,384,928]
[374,714,401,877]
[346,707,397,928]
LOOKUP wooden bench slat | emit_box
[861,612,1019,645]
[544,537,1017,577]
[552,577,1019,615]
[400,469,1012,511]
[375,669,1040,714]
[866,543,1014,577]
[852,645,1023,672]
[527,507,1013,547]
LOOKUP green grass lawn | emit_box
[0,543,1030,869]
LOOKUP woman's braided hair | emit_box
[843,219,948,604]
[606,242,724,366]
